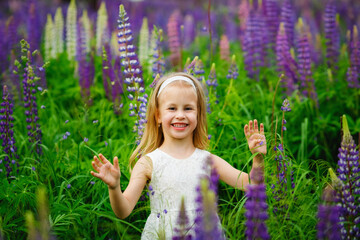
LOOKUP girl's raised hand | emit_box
[91,154,121,189]
[244,119,267,155]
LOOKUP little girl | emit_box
[90,72,266,239]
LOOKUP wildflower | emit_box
[219,35,230,62]
[105,141,108,147]
[54,7,64,56]
[324,1,339,69]
[194,158,223,239]
[90,181,95,185]
[93,120,98,124]
[41,105,45,109]
[150,27,165,78]
[0,85,19,179]
[167,10,182,69]
[280,0,295,47]
[226,55,239,80]
[138,17,150,67]
[276,22,297,96]
[67,184,71,189]
[32,167,36,171]
[163,209,167,214]
[335,115,360,239]
[346,25,360,88]
[65,120,69,124]
[245,183,270,240]
[66,0,77,60]
[173,197,193,240]
[84,137,88,142]
[96,2,109,54]
[15,40,43,155]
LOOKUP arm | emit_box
[212,119,266,190]
[91,154,151,219]
[211,154,249,191]
[244,119,266,184]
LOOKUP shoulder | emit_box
[209,153,226,170]
[133,156,153,180]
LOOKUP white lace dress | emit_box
[141,148,220,240]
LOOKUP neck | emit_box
[159,139,196,159]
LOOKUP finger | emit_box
[99,154,109,164]
[244,124,249,138]
[94,156,103,167]
[92,161,100,172]
[254,119,258,133]
[90,171,101,179]
[114,156,119,170]
[249,120,253,133]
[260,123,264,135]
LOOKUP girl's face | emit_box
[157,83,198,143]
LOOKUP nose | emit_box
[175,110,185,119]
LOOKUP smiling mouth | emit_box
[172,123,188,128]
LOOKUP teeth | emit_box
[173,124,187,127]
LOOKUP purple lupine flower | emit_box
[317,204,342,240]
[173,198,193,240]
[276,22,297,96]
[102,44,124,114]
[264,0,280,52]
[280,0,295,47]
[151,27,165,78]
[15,40,42,155]
[27,2,41,52]
[67,184,71,189]
[245,183,270,240]
[226,55,239,80]
[184,56,198,74]
[194,59,205,82]
[194,157,223,240]
[346,25,360,88]
[205,63,218,114]
[183,14,195,48]
[118,4,147,145]
[84,137,88,142]
[167,10,182,70]
[324,1,340,70]
[336,115,360,239]
[0,85,19,179]
[317,180,342,240]
[243,4,267,80]
[297,19,318,106]
[77,19,94,106]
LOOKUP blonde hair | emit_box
[129,72,209,169]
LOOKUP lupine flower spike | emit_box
[172,197,192,240]
[245,167,270,240]
[346,25,360,88]
[66,0,77,61]
[167,10,182,70]
[96,2,109,55]
[54,7,64,56]
[276,22,297,96]
[219,35,230,62]
[324,1,339,70]
[150,26,165,78]
[194,157,223,240]
[118,4,147,145]
[296,18,318,106]
[138,17,150,68]
[316,168,342,240]
[14,40,43,156]
[336,115,360,239]
[0,85,19,180]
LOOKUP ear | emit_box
[156,109,161,124]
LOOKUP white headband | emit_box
[157,76,196,97]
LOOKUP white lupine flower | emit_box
[44,14,55,61]
[81,10,92,54]
[138,17,149,66]
[66,0,77,60]
[54,7,64,55]
[96,2,109,54]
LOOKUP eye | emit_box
[168,107,175,111]
[185,107,193,111]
